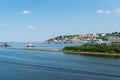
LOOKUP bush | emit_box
[62,43,120,54]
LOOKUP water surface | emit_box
[0,43,120,80]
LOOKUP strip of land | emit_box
[10,43,120,58]
[62,50,120,58]
[62,43,120,58]
[10,48,60,52]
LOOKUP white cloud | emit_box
[22,10,31,15]
[0,24,8,27]
[27,25,34,30]
[114,8,120,14]
[97,9,110,14]
[97,9,104,14]
[106,10,110,14]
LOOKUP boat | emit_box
[26,43,35,47]
[0,42,10,47]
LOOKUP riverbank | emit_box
[62,43,120,58]
[10,47,120,58]
[10,48,60,52]
[62,50,120,58]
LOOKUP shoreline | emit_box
[10,48,120,58]
[10,48,60,52]
[62,50,120,58]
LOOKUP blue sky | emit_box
[0,0,120,42]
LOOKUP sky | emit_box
[0,0,120,42]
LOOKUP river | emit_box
[0,42,120,80]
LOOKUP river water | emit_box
[0,42,120,80]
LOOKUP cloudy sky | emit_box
[0,0,120,42]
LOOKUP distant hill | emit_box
[44,32,120,44]
[45,33,99,44]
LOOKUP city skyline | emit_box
[0,0,120,42]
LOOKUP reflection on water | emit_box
[0,42,120,80]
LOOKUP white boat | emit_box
[26,43,35,47]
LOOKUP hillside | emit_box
[45,32,120,44]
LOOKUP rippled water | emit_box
[0,43,120,80]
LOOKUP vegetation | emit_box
[97,32,120,40]
[63,43,120,54]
